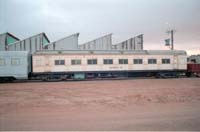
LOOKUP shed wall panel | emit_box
[0,34,6,51]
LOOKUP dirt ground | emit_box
[0,78,200,131]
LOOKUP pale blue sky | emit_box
[0,0,200,51]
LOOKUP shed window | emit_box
[88,44,90,49]
[71,59,81,65]
[55,60,65,65]
[24,40,26,50]
[11,58,20,65]
[162,59,170,64]
[122,43,125,49]
[133,59,143,64]
[148,59,157,64]
[0,58,5,66]
[35,38,37,50]
[53,42,56,50]
[104,59,113,64]
[20,42,22,50]
[87,59,97,65]
[119,59,128,64]
[126,41,128,49]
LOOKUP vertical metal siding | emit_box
[113,34,143,50]
[55,33,79,50]
[0,34,6,51]
[7,33,49,54]
[44,33,79,51]
[79,34,112,50]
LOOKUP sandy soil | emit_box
[0,78,200,131]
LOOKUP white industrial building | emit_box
[7,33,50,53]
[79,34,112,50]
[1,32,144,52]
[44,33,79,50]
[0,32,20,51]
[112,34,143,50]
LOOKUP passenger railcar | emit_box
[31,50,187,80]
[0,51,31,82]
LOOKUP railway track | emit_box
[1,75,194,83]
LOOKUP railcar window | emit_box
[55,60,65,65]
[133,59,143,64]
[119,59,128,64]
[71,59,81,65]
[162,59,170,64]
[87,59,97,65]
[190,59,196,63]
[11,58,20,65]
[104,59,113,64]
[0,58,5,66]
[148,59,157,64]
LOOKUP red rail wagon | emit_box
[187,64,200,77]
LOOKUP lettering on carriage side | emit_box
[109,66,123,69]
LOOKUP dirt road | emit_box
[0,78,200,130]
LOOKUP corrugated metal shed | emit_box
[79,34,112,50]
[44,33,79,50]
[113,34,143,50]
[0,32,20,51]
[7,33,50,53]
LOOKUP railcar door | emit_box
[177,55,187,70]
[173,55,178,70]
[44,56,51,72]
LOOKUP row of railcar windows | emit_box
[0,58,21,65]
[0,58,171,66]
[54,59,170,65]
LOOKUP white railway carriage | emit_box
[31,50,187,80]
[0,51,31,81]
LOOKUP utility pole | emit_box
[166,29,175,50]
[171,30,174,50]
